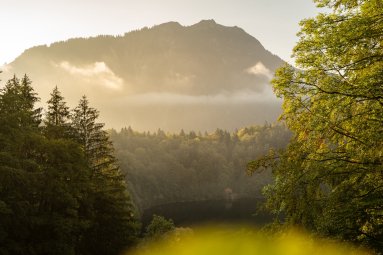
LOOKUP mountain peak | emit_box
[192,19,217,28]
[198,19,216,25]
[155,21,182,29]
[7,20,284,131]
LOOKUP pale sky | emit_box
[0,0,320,65]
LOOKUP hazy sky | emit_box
[0,0,321,65]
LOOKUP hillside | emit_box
[110,124,291,210]
[4,20,284,131]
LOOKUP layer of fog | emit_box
[58,61,124,90]
[1,60,282,131]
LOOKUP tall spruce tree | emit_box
[72,96,138,255]
[0,76,94,255]
[44,86,71,139]
[41,86,94,255]
[1,76,138,254]
[0,75,43,254]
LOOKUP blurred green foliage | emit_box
[129,226,371,255]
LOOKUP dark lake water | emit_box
[142,198,272,227]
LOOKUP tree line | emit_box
[0,74,139,255]
[109,124,291,210]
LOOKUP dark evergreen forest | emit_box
[0,75,139,255]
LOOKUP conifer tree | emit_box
[0,75,41,132]
[1,76,138,254]
[0,75,44,254]
[41,87,94,254]
[72,96,138,255]
[44,86,71,139]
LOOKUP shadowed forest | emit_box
[110,124,290,210]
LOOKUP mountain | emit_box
[3,20,284,131]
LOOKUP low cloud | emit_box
[124,85,280,106]
[0,63,13,73]
[58,61,123,90]
[246,62,273,79]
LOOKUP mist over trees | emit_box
[110,124,291,210]
[0,73,291,255]
[0,75,138,255]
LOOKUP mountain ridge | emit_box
[4,20,284,131]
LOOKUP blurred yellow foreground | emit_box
[127,225,371,255]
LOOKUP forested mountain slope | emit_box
[4,20,284,131]
[110,124,291,210]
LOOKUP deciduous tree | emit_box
[249,0,383,251]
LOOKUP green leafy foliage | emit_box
[144,215,176,240]
[249,0,383,252]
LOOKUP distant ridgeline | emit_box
[110,124,291,211]
[4,19,284,131]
